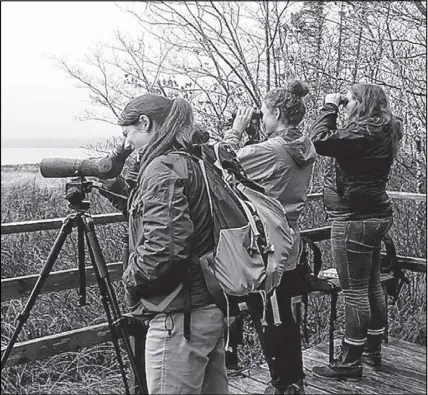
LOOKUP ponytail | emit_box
[139,98,195,172]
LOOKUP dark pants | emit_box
[331,218,393,346]
[247,271,305,390]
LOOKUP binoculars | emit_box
[230,108,262,144]
[231,108,263,121]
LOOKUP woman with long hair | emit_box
[111,94,228,394]
[310,83,402,380]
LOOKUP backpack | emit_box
[190,143,295,345]
[123,143,294,344]
[202,143,295,291]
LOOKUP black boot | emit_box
[361,334,382,368]
[225,346,239,370]
[312,341,363,381]
[285,379,306,394]
[264,380,306,395]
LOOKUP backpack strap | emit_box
[197,157,214,215]
[182,266,192,341]
[197,155,260,246]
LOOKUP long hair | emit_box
[117,94,195,173]
[347,84,402,157]
[263,80,309,125]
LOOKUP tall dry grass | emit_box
[1,171,426,394]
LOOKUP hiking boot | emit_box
[312,341,363,381]
[264,384,283,394]
[264,380,306,395]
[284,380,306,395]
[361,350,382,368]
[361,333,382,368]
[225,347,239,370]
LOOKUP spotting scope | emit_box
[40,143,133,179]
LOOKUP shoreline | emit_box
[1,163,41,173]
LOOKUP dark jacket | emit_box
[310,103,401,220]
[108,151,215,315]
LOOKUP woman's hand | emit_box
[324,93,342,107]
[88,177,118,190]
[232,106,254,133]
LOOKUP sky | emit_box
[1,2,139,143]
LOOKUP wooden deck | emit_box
[228,337,427,394]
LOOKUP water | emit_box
[1,147,94,166]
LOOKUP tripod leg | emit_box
[83,215,147,394]
[122,233,147,395]
[1,215,75,371]
[84,229,131,394]
[77,217,86,306]
[129,327,148,395]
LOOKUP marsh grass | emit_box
[1,172,426,394]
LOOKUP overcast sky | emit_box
[1,2,139,142]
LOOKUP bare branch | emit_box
[413,1,427,18]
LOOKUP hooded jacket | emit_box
[107,152,216,315]
[223,127,317,266]
[310,103,401,220]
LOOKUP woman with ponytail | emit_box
[109,94,228,394]
[310,84,402,381]
[224,80,317,394]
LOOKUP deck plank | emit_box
[386,337,427,355]
[236,366,333,394]
[228,372,269,394]
[228,338,426,395]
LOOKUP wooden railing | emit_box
[1,191,425,236]
[1,192,426,368]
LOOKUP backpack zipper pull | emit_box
[270,289,282,326]
[259,290,268,329]
[224,292,233,352]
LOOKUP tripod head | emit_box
[65,176,128,212]
[65,177,93,211]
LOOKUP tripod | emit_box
[1,177,147,394]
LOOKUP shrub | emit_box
[1,172,426,394]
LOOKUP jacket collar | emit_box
[269,127,302,143]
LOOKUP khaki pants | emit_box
[145,304,229,394]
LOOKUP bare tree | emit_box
[56,1,426,191]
